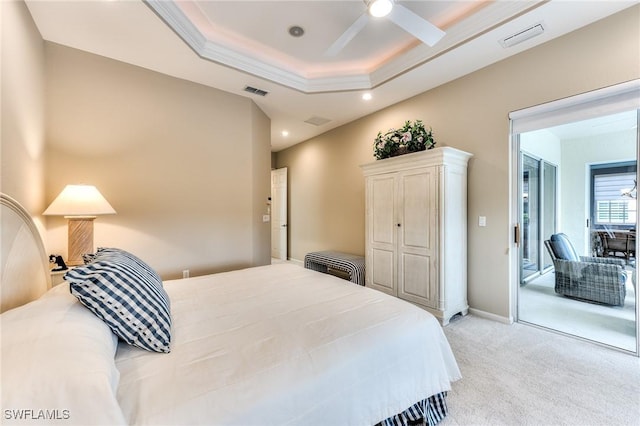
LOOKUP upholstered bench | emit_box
[304,251,365,286]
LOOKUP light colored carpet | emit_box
[519,271,636,351]
[440,315,640,426]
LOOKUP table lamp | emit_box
[43,184,116,266]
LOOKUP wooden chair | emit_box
[599,230,635,261]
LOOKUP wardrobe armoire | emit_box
[361,147,472,325]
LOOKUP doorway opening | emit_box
[270,167,288,262]
[510,81,639,354]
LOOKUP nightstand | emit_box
[50,269,70,286]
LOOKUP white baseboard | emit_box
[468,308,513,324]
[287,258,304,267]
[271,257,304,266]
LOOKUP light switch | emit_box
[262,215,270,222]
[478,216,487,227]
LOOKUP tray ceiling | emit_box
[24,0,638,150]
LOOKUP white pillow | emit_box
[0,283,126,425]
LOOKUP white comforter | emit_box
[115,263,460,425]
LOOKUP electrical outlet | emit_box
[478,216,487,227]
[262,215,270,222]
[182,269,190,279]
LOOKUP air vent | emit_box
[304,116,331,126]
[500,23,545,48]
[243,86,269,96]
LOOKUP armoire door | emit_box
[366,173,397,295]
[397,167,439,309]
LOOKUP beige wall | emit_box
[1,0,46,217]
[251,102,272,265]
[44,43,271,279]
[561,129,636,254]
[275,6,640,319]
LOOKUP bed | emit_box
[0,193,461,425]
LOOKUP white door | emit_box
[366,172,397,295]
[271,168,288,260]
[397,167,439,309]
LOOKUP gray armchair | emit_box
[544,233,626,307]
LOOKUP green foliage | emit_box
[373,120,436,160]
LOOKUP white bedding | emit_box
[1,284,125,425]
[115,263,460,425]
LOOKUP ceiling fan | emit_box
[326,0,446,56]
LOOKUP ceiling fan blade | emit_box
[388,4,445,47]
[325,13,369,56]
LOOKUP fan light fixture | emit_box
[369,0,393,17]
[326,0,445,56]
[621,180,637,199]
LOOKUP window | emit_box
[591,163,637,228]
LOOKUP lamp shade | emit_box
[43,185,116,217]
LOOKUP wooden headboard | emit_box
[1,193,51,313]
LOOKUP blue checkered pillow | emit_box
[65,248,172,353]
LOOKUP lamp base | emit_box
[67,217,95,266]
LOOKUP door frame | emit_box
[509,105,640,355]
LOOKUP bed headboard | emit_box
[1,193,51,313]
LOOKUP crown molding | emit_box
[145,0,207,52]
[145,0,545,93]
[146,0,377,93]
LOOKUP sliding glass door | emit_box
[520,153,556,282]
[511,80,639,354]
[542,162,557,269]
[521,154,539,281]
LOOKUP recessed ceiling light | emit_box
[282,130,289,137]
[288,26,304,37]
[362,93,372,101]
[369,0,393,18]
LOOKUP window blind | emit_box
[594,173,636,201]
[509,79,640,134]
